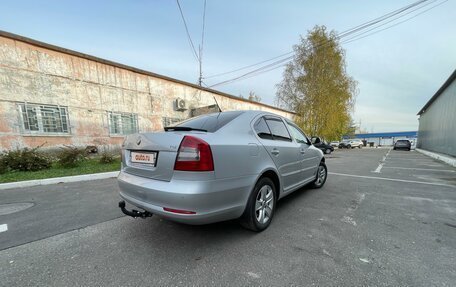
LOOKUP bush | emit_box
[0,155,7,174]
[57,146,87,168]
[0,147,52,172]
[99,151,115,164]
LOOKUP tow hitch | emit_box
[118,201,153,218]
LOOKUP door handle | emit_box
[300,149,306,154]
[271,148,280,155]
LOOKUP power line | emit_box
[342,0,448,44]
[332,0,429,40]
[205,0,429,80]
[204,51,293,79]
[209,0,446,88]
[209,56,293,88]
[176,0,200,62]
[341,0,440,43]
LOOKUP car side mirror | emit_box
[311,137,321,144]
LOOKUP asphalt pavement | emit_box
[0,178,122,250]
[1,148,455,286]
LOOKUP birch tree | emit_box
[276,26,357,140]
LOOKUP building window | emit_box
[162,117,183,127]
[108,112,138,135]
[19,103,70,134]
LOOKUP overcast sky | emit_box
[1,0,455,132]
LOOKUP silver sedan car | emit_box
[117,110,327,231]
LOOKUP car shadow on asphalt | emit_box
[111,186,323,264]
[121,183,318,246]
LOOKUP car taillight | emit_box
[174,136,214,171]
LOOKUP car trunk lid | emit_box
[122,132,184,181]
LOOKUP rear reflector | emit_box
[163,207,196,214]
[174,136,214,171]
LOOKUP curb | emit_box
[0,171,120,190]
[416,148,456,167]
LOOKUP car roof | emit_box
[231,110,294,123]
[193,110,291,129]
[241,110,284,117]
[203,110,283,118]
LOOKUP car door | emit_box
[286,122,320,183]
[254,116,302,192]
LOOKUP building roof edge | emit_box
[417,69,456,115]
[0,30,294,115]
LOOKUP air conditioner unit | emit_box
[175,98,187,111]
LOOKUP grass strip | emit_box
[0,158,120,183]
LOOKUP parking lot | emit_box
[1,148,455,286]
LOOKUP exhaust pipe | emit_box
[118,201,153,218]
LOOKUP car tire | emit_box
[325,148,332,154]
[311,161,327,189]
[240,177,276,232]
[347,145,352,149]
[358,145,362,149]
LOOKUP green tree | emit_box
[276,25,357,140]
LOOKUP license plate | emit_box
[131,151,157,165]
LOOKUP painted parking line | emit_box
[329,172,456,188]
[386,162,444,167]
[386,161,443,166]
[387,159,438,162]
[382,167,455,172]
[422,164,446,167]
[0,224,7,233]
[386,158,437,161]
[372,148,392,173]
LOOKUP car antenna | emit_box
[213,96,222,112]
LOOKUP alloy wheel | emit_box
[255,185,274,224]
[315,166,326,186]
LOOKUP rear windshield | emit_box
[172,111,243,132]
[397,140,409,143]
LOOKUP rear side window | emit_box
[286,123,310,144]
[265,118,291,141]
[173,111,243,132]
[254,117,273,140]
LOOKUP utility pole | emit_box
[198,45,203,86]
[198,0,207,86]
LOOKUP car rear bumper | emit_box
[117,171,256,225]
[394,146,411,150]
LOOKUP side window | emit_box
[287,123,310,145]
[265,118,291,141]
[254,117,273,140]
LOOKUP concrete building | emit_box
[417,69,456,157]
[0,31,293,151]
[348,131,418,146]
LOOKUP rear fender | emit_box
[254,167,282,196]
